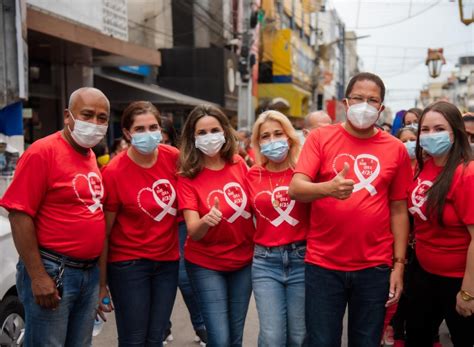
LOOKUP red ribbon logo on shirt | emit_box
[137,179,177,221]
[254,186,299,227]
[207,182,251,223]
[72,172,104,213]
[408,179,433,221]
[333,153,381,196]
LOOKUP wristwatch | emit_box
[460,290,474,301]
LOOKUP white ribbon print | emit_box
[255,186,299,227]
[353,154,381,196]
[72,172,104,213]
[207,182,251,223]
[137,179,177,221]
[408,179,433,221]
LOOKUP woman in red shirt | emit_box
[246,110,309,346]
[406,101,474,346]
[176,104,254,346]
[99,101,180,345]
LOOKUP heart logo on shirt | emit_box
[207,182,251,223]
[332,153,381,196]
[408,179,433,221]
[72,172,104,213]
[253,186,299,227]
[137,179,177,221]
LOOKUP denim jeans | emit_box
[185,260,252,347]
[252,243,306,347]
[406,257,474,347]
[16,258,99,347]
[177,222,205,330]
[108,259,179,347]
[305,263,391,347]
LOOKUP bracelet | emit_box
[460,290,474,301]
[393,257,407,265]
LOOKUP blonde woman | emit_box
[246,110,309,346]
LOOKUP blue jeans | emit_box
[252,243,306,347]
[108,259,179,347]
[185,261,252,347]
[305,263,391,347]
[177,222,205,330]
[16,258,99,347]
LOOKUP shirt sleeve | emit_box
[177,176,199,212]
[0,147,49,218]
[389,145,413,201]
[453,163,474,225]
[294,130,322,181]
[102,166,120,212]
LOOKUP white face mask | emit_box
[68,111,108,148]
[346,102,380,130]
[195,132,226,157]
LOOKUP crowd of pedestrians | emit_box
[0,71,473,347]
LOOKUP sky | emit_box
[328,0,474,113]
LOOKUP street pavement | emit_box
[93,292,453,347]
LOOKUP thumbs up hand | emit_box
[329,162,355,200]
[203,197,223,227]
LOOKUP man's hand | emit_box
[97,285,114,321]
[386,264,404,307]
[203,197,222,227]
[328,163,355,200]
[31,273,61,309]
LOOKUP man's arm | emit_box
[288,164,355,202]
[9,211,60,309]
[386,200,409,307]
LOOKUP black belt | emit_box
[256,240,306,252]
[39,248,98,270]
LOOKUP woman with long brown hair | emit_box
[176,104,254,346]
[406,101,474,346]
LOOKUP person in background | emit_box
[0,87,109,346]
[246,110,309,346]
[382,122,393,133]
[161,116,208,346]
[110,137,129,158]
[406,101,474,347]
[403,108,422,130]
[462,112,474,150]
[302,110,332,137]
[237,127,255,167]
[177,105,254,346]
[92,138,110,169]
[397,127,418,172]
[99,101,180,346]
[289,72,412,347]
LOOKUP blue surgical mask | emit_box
[408,123,418,131]
[404,140,416,159]
[419,131,452,157]
[131,131,162,154]
[260,139,289,163]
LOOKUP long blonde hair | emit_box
[251,110,301,168]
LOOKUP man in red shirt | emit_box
[0,87,110,346]
[289,72,411,347]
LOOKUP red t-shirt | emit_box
[177,156,254,271]
[246,166,309,246]
[295,124,412,271]
[102,145,180,262]
[0,132,105,259]
[408,159,474,277]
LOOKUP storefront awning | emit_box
[94,73,218,108]
[258,83,311,118]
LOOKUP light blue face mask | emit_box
[131,131,162,154]
[419,131,452,157]
[407,123,418,131]
[260,139,289,163]
[404,140,417,159]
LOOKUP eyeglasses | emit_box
[346,96,382,108]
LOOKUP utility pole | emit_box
[237,0,254,129]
